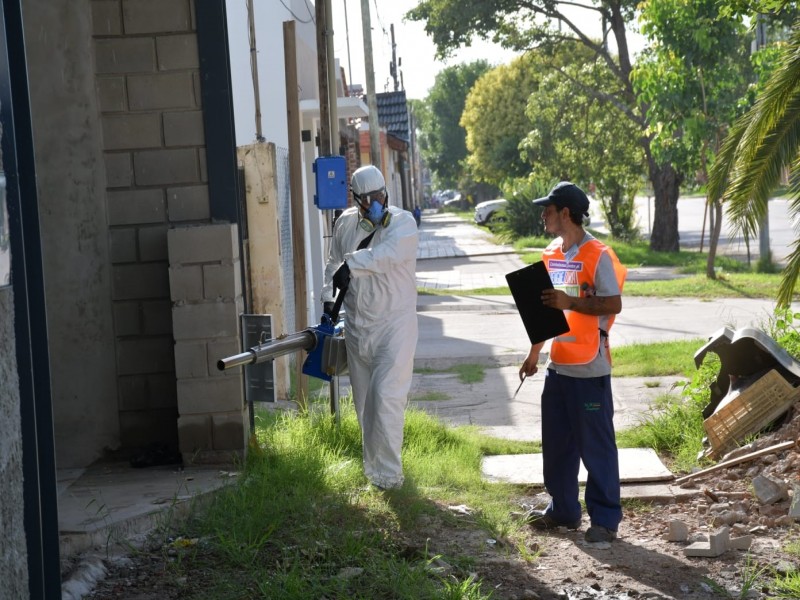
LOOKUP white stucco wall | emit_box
[226,0,326,327]
[226,0,318,147]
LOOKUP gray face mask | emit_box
[355,190,391,232]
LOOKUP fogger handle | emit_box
[329,284,347,323]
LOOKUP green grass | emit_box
[770,537,800,597]
[514,234,753,272]
[163,399,538,598]
[612,338,705,377]
[615,390,710,472]
[420,273,790,300]
[414,363,486,384]
[590,338,714,472]
[410,391,450,402]
[625,273,790,299]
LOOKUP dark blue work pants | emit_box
[540,368,622,530]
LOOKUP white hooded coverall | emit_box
[321,204,418,488]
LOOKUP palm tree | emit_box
[708,20,800,307]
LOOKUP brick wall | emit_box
[92,0,219,451]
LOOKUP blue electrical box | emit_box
[313,156,348,210]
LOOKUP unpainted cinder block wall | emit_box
[169,223,247,463]
[93,0,215,452]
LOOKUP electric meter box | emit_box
[313,156,348,209]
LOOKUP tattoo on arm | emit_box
[575,295,615,315]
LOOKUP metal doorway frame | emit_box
[0,1,61,597]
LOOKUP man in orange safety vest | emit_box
[519,181,626,544]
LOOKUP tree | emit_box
[634,0,753,276]
[520,44,646,240]
[406,0,680,251]
[415,61,491,189]
[708,17,800,306]
[460,53,542,186]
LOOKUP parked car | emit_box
[433,189,459,208]
[474,198,507,225]
[442,194,467,210]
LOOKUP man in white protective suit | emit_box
[321,164,419,490]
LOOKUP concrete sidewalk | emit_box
[408,365,685,442]
[415,211,690,291]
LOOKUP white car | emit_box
[474,198,507,225]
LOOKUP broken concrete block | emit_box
[685,541,723,557]
[709,526,730,555]
[752,474,788,505]
[666,519,689,542]
[790,486,800,520]
[731,523,749,537]
[711,510,747,527]
[729,535,753,550]
[684,527,730,558]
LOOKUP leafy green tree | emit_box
[415,61,491,188]
[460,53,542,186]
[634,0,754,275]
[520,45,645,240]
[406,0,687,250]
[708,18,800,306]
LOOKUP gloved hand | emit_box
[322,301,335,319]
[332,261,351,293]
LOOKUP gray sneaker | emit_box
[584,525,617,542]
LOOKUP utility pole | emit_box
[343,0,353,95]
[755,13,770,267]
[389,24,399,92]
[360,0,381,167]
[315,0,331,155]
[317,0,342,416]
[283,20,308,409]
[246,0,264,141]
[325,0,339,154]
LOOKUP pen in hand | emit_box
[513,372,526,398]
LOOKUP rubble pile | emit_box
[660,398,800,557]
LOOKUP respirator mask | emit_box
[356,190,391,232]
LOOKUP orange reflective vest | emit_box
[543,238,627,365]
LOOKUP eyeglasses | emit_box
[354,190,387,205]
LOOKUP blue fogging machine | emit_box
[217,288,347,380]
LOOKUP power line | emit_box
[278,0,313,24]
[371,0,387,36]
[301,0,315,23]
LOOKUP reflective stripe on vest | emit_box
[544,239,627,365]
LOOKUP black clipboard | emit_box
[505,261,570,345]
